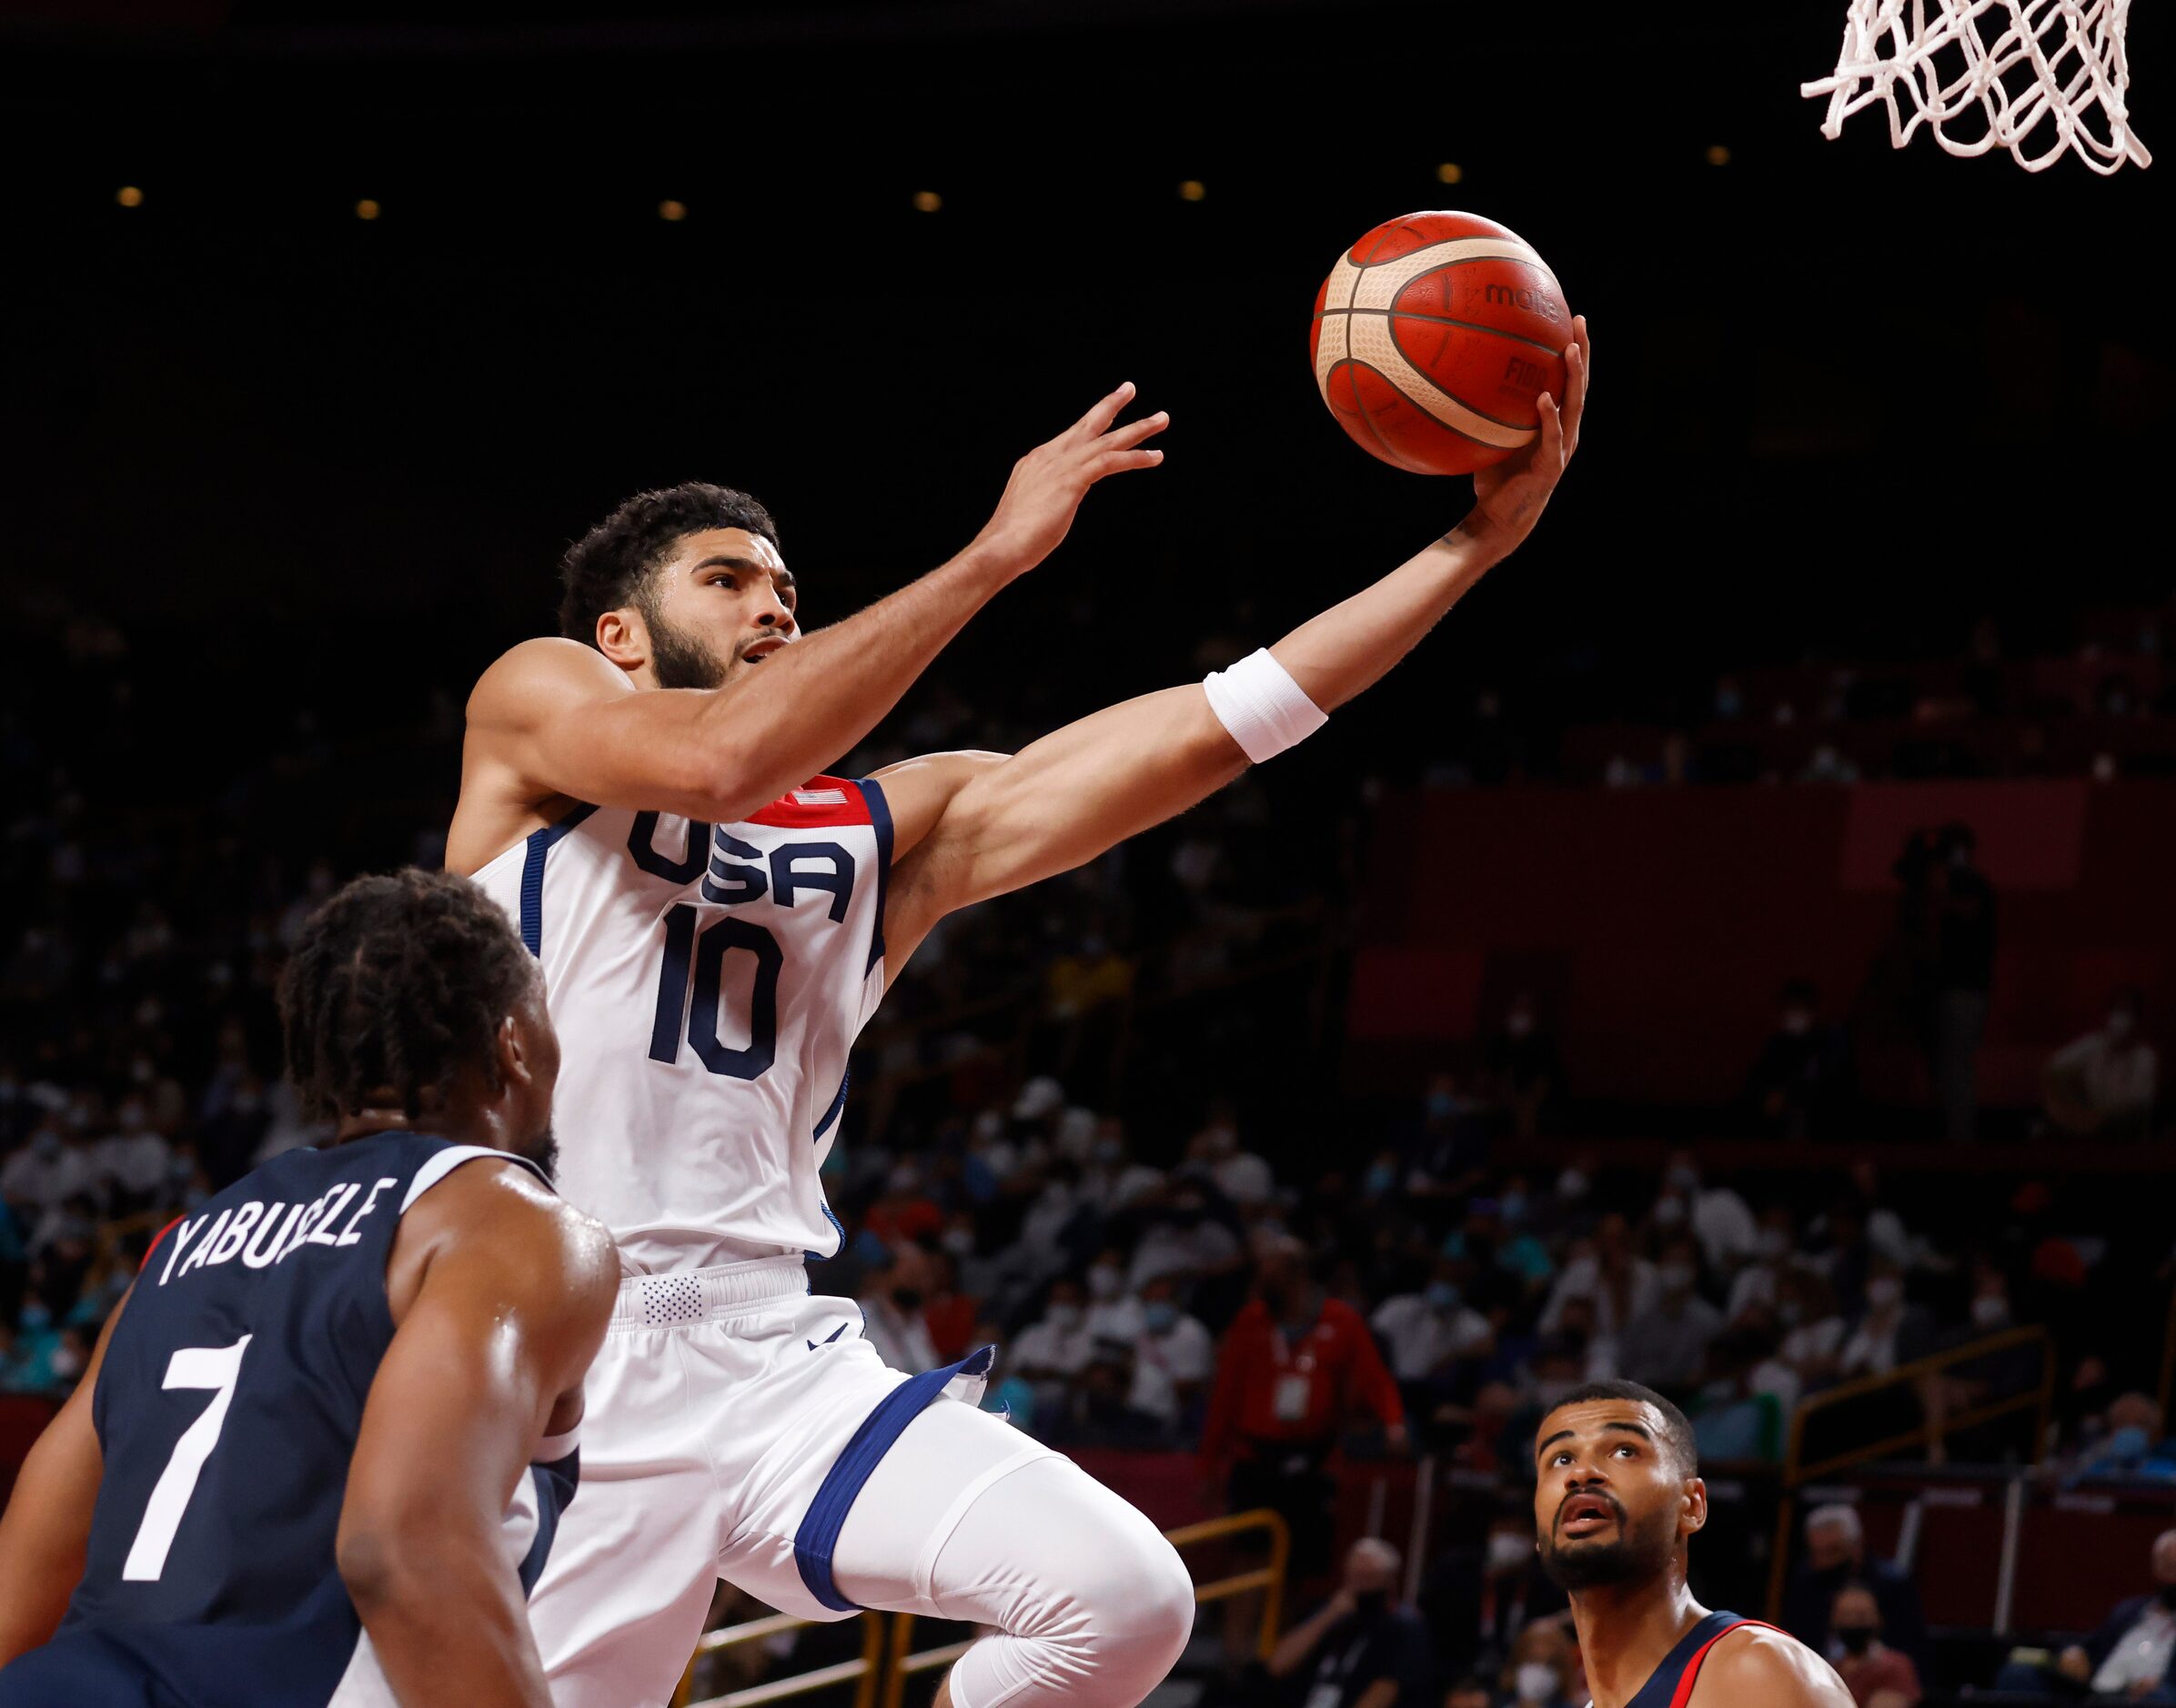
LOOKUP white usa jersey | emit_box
[472,775,890,1272]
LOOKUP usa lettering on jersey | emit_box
[476,780,890,1269]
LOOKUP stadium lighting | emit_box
[1436,162,1465,184]
[658,200,688,222]
[1177,179,1206,201]
[116,185,144,208]
[912,190,942,213]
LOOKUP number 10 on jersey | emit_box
[648,904,782,1080]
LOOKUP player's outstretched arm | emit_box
[876,320,1587,963]
[336,1164,617,1708]
[461,384,1168,832]
[0,1291,129,1665]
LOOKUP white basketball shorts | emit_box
[526,1254,1012,1706]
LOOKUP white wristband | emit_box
[1202,648,1328,765]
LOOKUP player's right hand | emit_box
[971,382,1168,576]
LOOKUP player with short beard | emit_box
[1533,1380,1851,1707]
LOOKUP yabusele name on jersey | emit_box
[149,1175,402,1286]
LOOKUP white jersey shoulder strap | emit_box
[398,1143,549,1213]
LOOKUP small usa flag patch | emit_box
[792,789,849,806]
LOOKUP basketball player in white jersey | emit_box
[447,331,1588,1708]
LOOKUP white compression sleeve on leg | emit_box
[1201,647,1327,764]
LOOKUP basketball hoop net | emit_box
[1803,0,2151,175]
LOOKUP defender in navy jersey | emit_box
[1531,1381,1850,1708]
[0,871,617,1708]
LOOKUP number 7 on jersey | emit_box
[122,1334,253,1582]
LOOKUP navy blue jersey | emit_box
[1624,1611,1778,1708]
[0,1131,577,1708]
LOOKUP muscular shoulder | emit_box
[468,637,633,730]
[871,749,1011,858]
[390,1157,618,1322]
[1694,1626,1853,1707]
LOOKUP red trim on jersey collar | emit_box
[744,775,875,831]
[140,1213,186,1273]
[1668,1618,1783,1708]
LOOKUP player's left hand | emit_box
[1467,314,1588,548]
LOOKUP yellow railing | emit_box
[671,1611,883,1708]
[680,1507,1291,1708]
[1764,1325,2054,1621]
[1164,1508,1293,1659]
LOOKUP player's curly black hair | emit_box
[559,482,780,647]
[278,869,538,1120]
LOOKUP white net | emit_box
[1802,0,2151,175]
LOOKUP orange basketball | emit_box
[1310,210,1571,477]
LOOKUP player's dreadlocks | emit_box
[278,868,538,1120]
[559,481,779,648]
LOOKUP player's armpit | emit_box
[0,1287,130,1666]
[337,1162,617,1708]
[1692,1627,1856,1707]
[877,686,1247,967]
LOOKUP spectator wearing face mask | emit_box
[1403,1074,1489,1200]
[1186,1100,1274,1207]
[0,1299,63,1394]
[2044,990,2159,1141]
[1837,1256,1935,1381]
[1538,1214,1657,1345]
[1748,979,1857,1139]
[1083,1247,1145,1343]
[1128,1276,1214,1436]
[90,1095,171,1217]
[2067,1393,2176,1487]
[1373,1261,1496,1396]
[1425,1511,1567,1679]
[1203,1236,1406,1582]
[1994,1529,2176,1700]
[1129,1186,1244,1292]
[1929,1259,2042,1448]
[1267,1539,1436,1708]
[1080,1116,1164,1214]
[856,1239,942,1374]
[0,1118,91,1221]
[1728,1209,1798,1320]
[1781,1505,1929,1673]
[1614,1234,1720,1394]
[1829,1582,1921,1707]
[1501,1620,1579,1708]
[1483,992,1560,1139]
[1660,1150,1758,1274]
[1011,1275,1094,1419]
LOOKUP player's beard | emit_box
[644,603,732,691]
[1537,1492,1677,1592]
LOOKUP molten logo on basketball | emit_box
[1482,281,1562,321]
[1310,209,1573,477]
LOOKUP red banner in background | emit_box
[1353,780,2176,1106]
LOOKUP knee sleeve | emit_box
[932,1453,1195,1708]
[829,1400,1195,1708]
